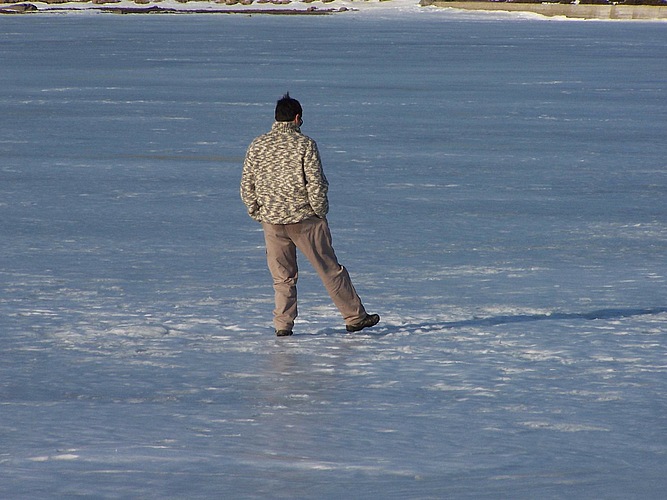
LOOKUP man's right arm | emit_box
[240,149,261,221]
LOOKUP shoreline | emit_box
[2,0,667,16]
[420,0,667,19]
[1,0,363,14]
[0,2,351,14]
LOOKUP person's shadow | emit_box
[316,307,667,336]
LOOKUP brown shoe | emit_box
[346,314,380,333]
[275,329,293,337]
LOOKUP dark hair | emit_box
[275,92,302,122]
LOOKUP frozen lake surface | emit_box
[1,8,666,498]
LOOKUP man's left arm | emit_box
[303,140,329,218]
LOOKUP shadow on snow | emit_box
[313,307,667,337]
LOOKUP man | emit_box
[241,93,379,337]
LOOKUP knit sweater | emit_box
[241,121,329,224]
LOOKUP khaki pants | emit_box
[262,217,367,331]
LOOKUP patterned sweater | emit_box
[241,121,329,224]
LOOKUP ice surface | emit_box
[1,10,666,499]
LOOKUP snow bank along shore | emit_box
[421,0,667,20]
